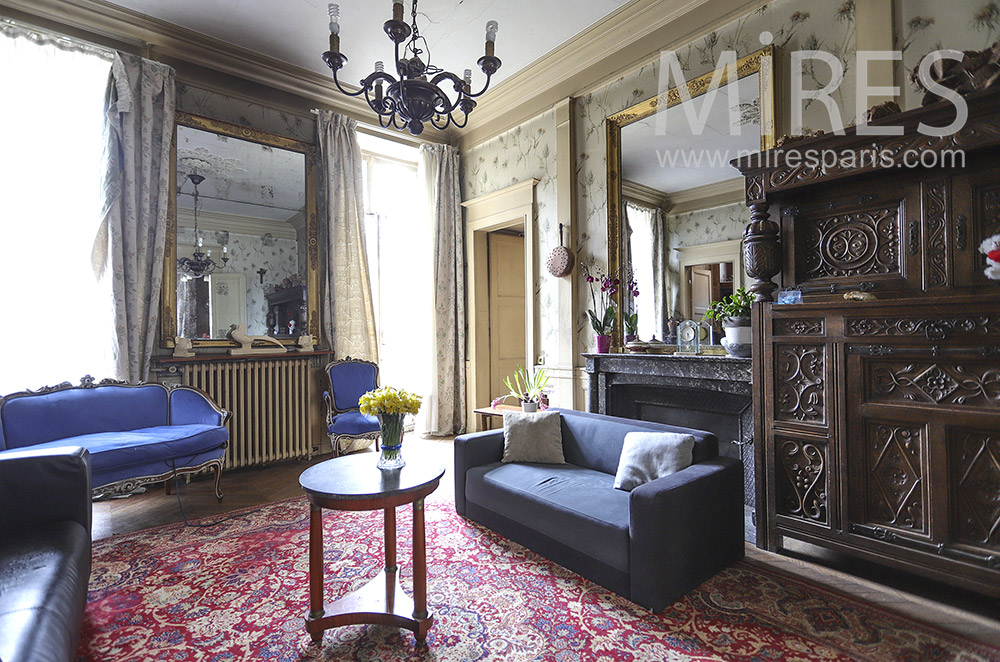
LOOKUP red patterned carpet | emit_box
[80,497,999,661]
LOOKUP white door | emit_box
[488,232,526,401]
[209,272,247,338]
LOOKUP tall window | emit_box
[358,134,432,428]
[0,24,114,394]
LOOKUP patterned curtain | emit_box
[317,110,378,361]
[97,52,175,382]
[420,144,466,435]
[650,207,671,335]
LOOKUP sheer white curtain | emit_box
[626,202,658,340]
[0,25,114,395]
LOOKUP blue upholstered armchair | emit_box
[323,357,381,456]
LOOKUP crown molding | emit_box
[667,178,744,215]
[177,207,298,240]
[458,0,767,151]
[621,179,668,210]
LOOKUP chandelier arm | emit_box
[329,68,370,98]
[430,114,452,131]
[449,111,470,130]
[465,72,495,99]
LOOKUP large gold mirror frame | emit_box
[605,45,776,350]
[160,112,320,348]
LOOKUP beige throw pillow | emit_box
[501,410,565,464]
[613,431,695,491]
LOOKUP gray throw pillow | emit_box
[613,431,695,491]
[501,410,565,464]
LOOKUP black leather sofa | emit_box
[0,447,92,662]
[454,409,744,612]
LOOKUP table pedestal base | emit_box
[305,569,433,644]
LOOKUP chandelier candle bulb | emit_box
[485,20,498,56]
[327,3,340,53]
[464,68,472,93]
[392,0,404,22]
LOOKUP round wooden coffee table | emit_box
[299,454,445,644]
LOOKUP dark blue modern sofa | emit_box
[0,377,230,499]
[454,408,744,612]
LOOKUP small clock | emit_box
[677,320,700,353]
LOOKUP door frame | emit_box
[462,179,538,432]
[675,238,744,320]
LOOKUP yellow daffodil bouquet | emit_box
[359,386,421,470]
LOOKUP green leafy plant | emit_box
[624,312,638,336]
[703,286,754,322]
[582,262,618,335]
[503,364,550,404]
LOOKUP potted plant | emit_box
[704,286,754,357]
[582,262,618,353]
[501,364,550,412]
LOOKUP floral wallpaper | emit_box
[177,227,299,335]
[899,0,1000,110]
[460,109,560,359]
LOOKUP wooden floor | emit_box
[92,435,1000,650]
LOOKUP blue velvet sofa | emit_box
[454,408,745,612]
[0,446,92,662]
[0,377,230,499]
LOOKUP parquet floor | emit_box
[91,435,1000,649]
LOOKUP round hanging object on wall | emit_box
[547,223,574,277]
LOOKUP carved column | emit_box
[743,200,781,302]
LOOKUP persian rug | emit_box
[79,497,999,662]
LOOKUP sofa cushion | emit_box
[0,520,91,662]
[24,424,228,475]
[0,385,169,449]
[614,431,695,491]
[501,410,564,464]
[466,462,630,571]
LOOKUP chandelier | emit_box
[178,173,228,279]
[322,1,501,135]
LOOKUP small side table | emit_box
[299,454,445,644]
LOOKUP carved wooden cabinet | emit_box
[735,90,1000,597]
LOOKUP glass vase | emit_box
[376,413,406,470]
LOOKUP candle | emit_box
[463,68,472,94]
[392,0,403,22]
[327,4,340,53]
[485,20,498,57]
[374,61,384,100]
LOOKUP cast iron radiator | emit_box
[180,358,313,469]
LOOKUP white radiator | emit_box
[181,358,313,469]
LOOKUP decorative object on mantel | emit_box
[910,41,1000,106]
[774,129,825,148]
[582,261,618,353]
[625,339,649,353]
[981,233,1000,280]
[177,173,229,279]
[865,100,902,123]
[296,334,315,352]
[358,386,422,470]
[546,223,574,277]
[498,364,550,413]
[321,1,501,134]
[704,287,753,358]
[172,336,195,358]
[227,324,287,356]
[842,290,878,301]
[645,337,673,354]
[676,320,700,354]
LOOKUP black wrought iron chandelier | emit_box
[322,1,501,135]
[178,173,228,279]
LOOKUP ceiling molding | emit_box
[458,0,767,150]
[177,208,298,240]
[667,178,744,215]
[621,179,668,210]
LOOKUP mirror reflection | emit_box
[175,124,307,340]
[608,46,774,346]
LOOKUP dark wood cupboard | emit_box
[734,90,1000,597]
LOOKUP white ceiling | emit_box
[103,0,632,91]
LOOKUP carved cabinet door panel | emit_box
[782,180,921,293]
[953,164,1000,288]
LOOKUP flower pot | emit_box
[594,334,612,353]
[521,401,538,413]
[376,413,406,470]
[721,317,752,357]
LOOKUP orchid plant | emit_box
[581,262,620,336]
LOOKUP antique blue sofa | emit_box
[0,446,92,662]
[0,378,230,499]
[454,408,744,612]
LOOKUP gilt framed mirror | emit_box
[605,45,776,350]
[160,112,320,349]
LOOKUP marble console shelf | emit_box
[583,352,754,509]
